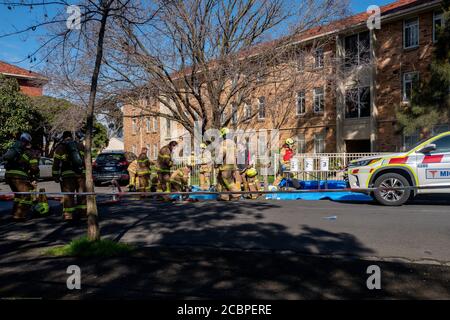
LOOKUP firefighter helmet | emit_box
[220,128,229,137]
[20,133,32,143]
[200,143,207,149]
[285,138,294,146]
[246,167,258,178]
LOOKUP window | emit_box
[231,103,238,125]
[432,124,450,136]
[153,117,158,132]
[153,144,158,160]
[345,87,371,118]
[166,118,171,137]
[297,52,305,71]
[297,134,306,153]
[146,144,150,158]
[132,145,137,155]
[221,108,227,125]
[344,31,370,68]
[314,133,325,153]
[132,118,138,135]
[403,130,420,151]
[296,91,306,115]
[434,11,444,43]
[313,88,324,113]
[146,117,151,133]
[244,103,252,121]
[404,18,419,49]
[403,72,419,102]
[314,48,324,68]
[431,135,450,154]
[258,97,266,120]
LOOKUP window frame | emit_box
[145,117,151,133]
[345,86,371,119]
[313,133,326,154]
[313,88,325,114]
[314,47,324,69]
[231,103,238,125]
[258,97,266,120]
[402,71,419,102]
[403,17,419,49]
[132,118,138,135]
[244,103,252,122]
[297,134,306,153]
[152,117,158,133]
[433,11,444,43]
[296,91,306,116]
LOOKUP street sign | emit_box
[320,157,329,171]
[290,158,299,172]
[304,158,314,172]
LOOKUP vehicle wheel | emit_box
[373,173,411,206]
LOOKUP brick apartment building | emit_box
[124,0,447,157]
[0,61,47,96]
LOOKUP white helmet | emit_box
[20,133,32,143]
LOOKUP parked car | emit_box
[92,151,129,186]
[0,157,54,182]
[348,131,450,206]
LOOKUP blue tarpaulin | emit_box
[279,179,348,190]
[265,191,373,202]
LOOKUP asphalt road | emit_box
[0,191,449,263]
[1,182,450,299]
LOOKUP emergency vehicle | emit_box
[348,132,450,206]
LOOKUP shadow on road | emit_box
[0,199,449,299]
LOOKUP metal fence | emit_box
[172,153,386,186]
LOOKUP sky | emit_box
[0,0,396,71]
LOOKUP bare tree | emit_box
[112,0,350,138]
[1,0,158,240]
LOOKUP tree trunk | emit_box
[85,7,109,241]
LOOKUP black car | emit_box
[93,151,129,186]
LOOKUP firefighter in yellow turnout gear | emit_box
[1,133,40,220]
[241,167,260,199]
[136,147,152,192]
[216,128,240,201]
[170,166,191,192]
[156,141,178,193]
[52,131,87,221]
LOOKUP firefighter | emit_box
[241,166,260,199]
[274,138,295,186]
[156,141,178,193]
[169,166,191,192]
[216,128,240,201]
[136,147,152,193]
[52,131,86,221]
[199,142,212,190]
[126,152,138,191]
[1,133,40,220]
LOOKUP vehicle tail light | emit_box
[119,161,129,167]
[92,161,97,168]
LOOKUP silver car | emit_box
[0,157,54,182]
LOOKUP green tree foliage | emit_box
[397,0,450,135]
[31,96,84,156]
[0,75,40,153]
[92,122,109,157]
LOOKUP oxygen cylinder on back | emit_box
[65,140,84,174]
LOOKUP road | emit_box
[0,184,449,263]
[1,182,450,299]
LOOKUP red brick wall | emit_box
[375,11,435,151]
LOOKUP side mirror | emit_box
[417,144,436,154]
